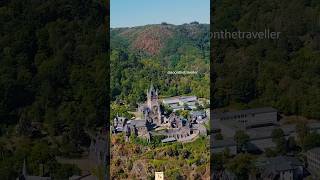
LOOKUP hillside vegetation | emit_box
[110,23,210,107]
[212,0,320,119]
[111,135,210,179]
[0,0,107,178]
[211,0,320,179]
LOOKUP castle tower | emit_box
[147,83,158,109]
[146,84,162,125]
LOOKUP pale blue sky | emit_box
[111,0,210,28]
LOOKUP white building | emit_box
[162,96,198,112]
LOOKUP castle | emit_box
[112,84,207,143]
[143,84,162,126]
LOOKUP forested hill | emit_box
[111,22,209,56]
[0,0,107,178]
[110,23,210,106]
[212,0,320,119]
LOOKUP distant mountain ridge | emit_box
[111,22,210,55]
[110,22,210,104]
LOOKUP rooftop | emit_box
[191,111,206,116]
[130,120,146,128]
[162,96,197,104]
[213,107,277,119]
[307,147,320,154]
[161,137,177,143]
[257,156,303,172]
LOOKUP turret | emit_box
[147,84,158,109]
[149,83,155,93]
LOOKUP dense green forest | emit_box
[212,0,320,119]
[211,1,320,179]
[110,23,210,108]
[0,0,107,178]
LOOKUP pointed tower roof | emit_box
[149,83,155,92]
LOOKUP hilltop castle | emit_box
[112,84,208,143]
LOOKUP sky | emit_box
[111,0,210,28]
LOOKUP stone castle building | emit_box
[113,84,204,143]
[145,84,162,125]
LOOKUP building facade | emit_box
[146,84,162,125]
[307,147,320,178]
[213,107,278,130]
[162,96,198,112]
[255,156,303,180]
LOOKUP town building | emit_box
[213,107,278,131]
[211,107,279,153]
[254,156,303,180]
[190,111,207,123]
[168,113,183,128]
[112,115,127,133]
[123,120,151,142]
[307,147,320,178]
[211,107,320,154]
[162,96,198,112]
[212,107,278,140]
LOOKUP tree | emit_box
[212,0,320,120]
[215,133,223,140]
[226,153,255,180]
[0,0,107,178]
[271,128,285,142]
[296,121,310,147]
[203,100,210,109]
[162,105,173,115]
[53,164,80,179]
[271,128,286,154]
[265,148,277,157]
[177,110,189,119]
[29,142,56,175]
[16,115,31,136]
[302,132,320,151]
[211,153,224,171]
[195,102,204,110]
[234,130,250,152]
[110,103,133,121]
[287,136,297,152]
